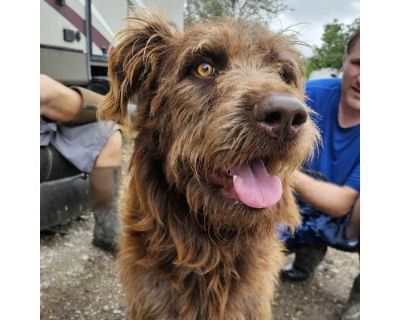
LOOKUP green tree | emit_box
[305,18,360,78]
[184,0,289,27]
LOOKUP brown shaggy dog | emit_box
[101,11,318,320]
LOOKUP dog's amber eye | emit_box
[196,63,215,78]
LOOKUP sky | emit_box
[269,0,360,57]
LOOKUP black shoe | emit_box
[341,303,360,320]
[92,237,118,254]
[341,274,360,320]
[92,205,119,254]
[281,244,327,282]
[281,265,311,282]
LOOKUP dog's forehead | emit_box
[180,19,286,57]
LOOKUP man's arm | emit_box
[40,74,82,122]
[292,170,359,218]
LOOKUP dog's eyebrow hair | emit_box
[185,43,228,65]
[191,39,220,55]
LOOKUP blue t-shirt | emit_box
[305,78,360,192]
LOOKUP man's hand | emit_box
[292,170,359,218]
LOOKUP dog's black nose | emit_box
[254,94,308,140]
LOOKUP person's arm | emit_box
[40,74,103,124]
[40,74,82,122]
[292,170,359,218]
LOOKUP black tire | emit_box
[40,174,91,231]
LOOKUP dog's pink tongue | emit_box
[231,160,282,209]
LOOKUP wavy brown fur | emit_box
[101,11,319,320]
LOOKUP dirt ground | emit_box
[40,212,358,320]
[41,145,359,319]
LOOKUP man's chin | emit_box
[349,100,360,111]
[346,95,360,111]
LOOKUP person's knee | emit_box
[95,131,122,167]
[106,131,123,156]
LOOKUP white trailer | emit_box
[40,0,183,86]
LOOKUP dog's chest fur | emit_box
[124,228,283,320]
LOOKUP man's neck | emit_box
[338,100,360,128]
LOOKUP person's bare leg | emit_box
[94,131,122,168]
[345,196,360,240]
[90,131,122,252]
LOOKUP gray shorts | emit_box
[40,117,119,173]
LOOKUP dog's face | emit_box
[102,12,319,231]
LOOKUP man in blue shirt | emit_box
[280,29,360,289]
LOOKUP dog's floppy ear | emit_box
[100,10,179,125]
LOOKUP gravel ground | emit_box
[41,144,359,319]
[40,213,359,320]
